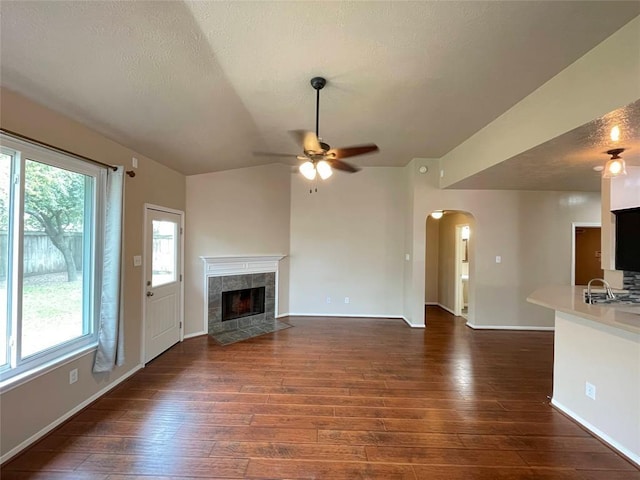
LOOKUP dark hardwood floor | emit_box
[2,307,638,479]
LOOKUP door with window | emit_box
[143,206,182,364]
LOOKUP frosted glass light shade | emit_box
[299,161,317,180]
[603,158,626,178]
[316,160,333,179]
[431,210,443,220]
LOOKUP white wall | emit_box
[553,311,640,464]
[408,158,601,329]
[184,164,291,335]
[289,167,405,318]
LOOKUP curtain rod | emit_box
[0,128,136,177]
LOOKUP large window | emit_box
[0,135,105,384]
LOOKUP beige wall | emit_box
[0,88,186,460]
[407,158,601,328]
[184,165,291,335]
[440,16,640,188]
[424,216,439,303]
[289,167,405,317]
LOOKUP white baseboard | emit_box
[552,398,640,467]
[0,363,143,465]
[401,316,425,328]
[281,312,423,328]
[466,322,554,331]
[184,331,206,340]
[282,312,405,320]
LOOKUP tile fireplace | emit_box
[201,256,287,344]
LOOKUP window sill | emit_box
[0,343,97,394]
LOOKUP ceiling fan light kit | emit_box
[257,76,379,191]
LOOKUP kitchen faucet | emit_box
[586,278,616,304]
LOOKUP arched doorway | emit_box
[425,210,475,322]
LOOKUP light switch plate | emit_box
[133,255,142,267]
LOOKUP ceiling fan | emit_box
[256,77,379,181]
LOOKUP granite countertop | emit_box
[527,285,640,335]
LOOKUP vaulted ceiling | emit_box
[1,1,639,188]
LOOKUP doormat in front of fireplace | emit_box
[210,320,292,346]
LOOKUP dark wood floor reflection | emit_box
[3,307,638,479]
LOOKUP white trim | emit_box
[201,255,286,335]
[571,222,601,286]
[142,204,185,366]
[284,312,405,320]
[466,322,554,331]
[0,344,97,394]
[281,313,424,328]
[183,331,206,340]
[402,316,425,328]
[552,398,640,467]
[0,363,143,464]
[200,255,285,275]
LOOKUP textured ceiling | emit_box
[449,99,640,191]
[1,1,639,183]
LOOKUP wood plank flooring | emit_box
[2,307,638,479]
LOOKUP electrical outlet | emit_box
[495,256,502,263]
[585,381,596,400]
[344,297,350,304]
[69,368,78,385]
[326,296,331,304]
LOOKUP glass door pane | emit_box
[151,220,177,287]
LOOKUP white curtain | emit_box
[93,166,125,373]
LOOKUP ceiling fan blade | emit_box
[327,144,379,159]
[327,158,361,173]
[253,151,299,158]
[290,130,322,153]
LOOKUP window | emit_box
[0,134,105,384]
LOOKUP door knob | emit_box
[146,291,154,297]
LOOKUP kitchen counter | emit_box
[527,284,640,466]
[527,285,640,335]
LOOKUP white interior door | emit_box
[144,206,183,364]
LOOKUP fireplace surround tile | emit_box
[207,271,281,343]
[202,256,287,345]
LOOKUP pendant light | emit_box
[603,148,627,178]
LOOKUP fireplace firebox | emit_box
[221,286,266,322]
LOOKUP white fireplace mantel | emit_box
[201,255,285,277]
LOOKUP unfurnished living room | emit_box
[0,1,639,479]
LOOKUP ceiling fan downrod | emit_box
[310,77,326,140]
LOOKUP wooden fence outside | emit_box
[0,232,83,277]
